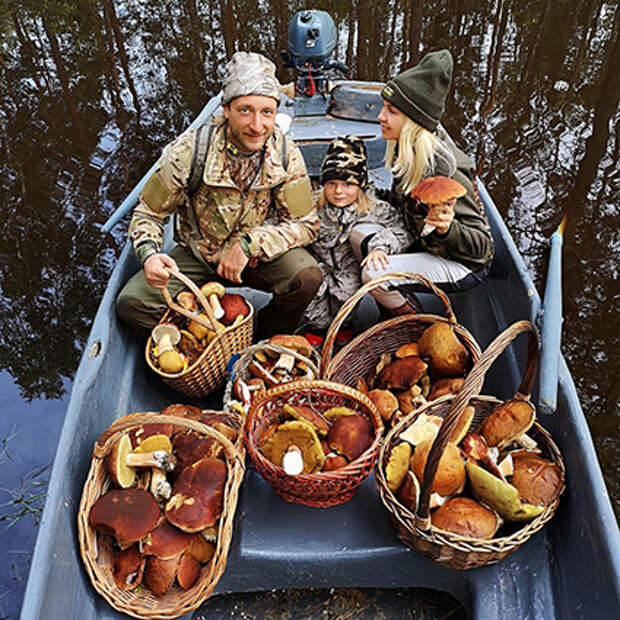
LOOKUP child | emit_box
[301,135,412,337]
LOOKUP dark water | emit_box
[0,0,618,617]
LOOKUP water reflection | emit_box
[0,0,617,543]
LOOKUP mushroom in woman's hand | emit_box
[200,282,226,319]
[410,176,467,236]
[151,323,184,374]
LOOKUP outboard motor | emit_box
[281,10,348,97]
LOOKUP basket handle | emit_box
[93,411,243,466]
[414,320,540,530]
[321,272,457,374]
[161,269,224,333]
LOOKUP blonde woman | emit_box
[350,49,494,315]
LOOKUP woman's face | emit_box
[378,100,407,141]
[324,179,360,207]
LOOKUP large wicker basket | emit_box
[78,410,246,619]
[145,270,254,398]
[245,379,383,507]
[321,272,482,391]
[223,339,321,411]
[375,320,566,570]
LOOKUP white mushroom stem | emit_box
[157,333,174,354]
[282,445,303,476]
[126,450,175,472]
[274,353,295,373]
[515,433,539,452]
[150,468,172,502]
[208,294,224,319]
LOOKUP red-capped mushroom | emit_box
[410,176,467,237]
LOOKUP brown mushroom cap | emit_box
[379,356,428,390]
[479,398,536,448]
[161,404,203,421]
[397,470,420,511]
[431,497,500,539]
[448,405,475,444]
[460,433,489,461]
[418,322,469,378]
[283,404,330,436]
[142,520,192,559]
[129,423,174,449]
[327,414,374,461]
[368,389,399,422]
[267,334,313,358]
[428,378,465,401]
[186,534,216,563]
[177,554,201,590]
[165,457,227,533]
[220,293,250,326]
[395,343,419,359]
[410,176,467,203]
[199,413,238,442]
[411,439,465,497]
[323,454,349,471]
[176,291,198,312]
[89,489,160,546]
[510,453,563,506]
[172,431,224,479]
[144,555,181,597]
[112,545,146,591]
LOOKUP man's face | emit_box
[224,95,278,152]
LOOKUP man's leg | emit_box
[243,248,322,340]
[116,246,217,336]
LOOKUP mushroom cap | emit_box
[283,403,330,436]
[379,356,428,390]
[262,420,325,474]
[431,497,501,539]
[510,453,563,507]
[368,389,399,422]
[448,405,475,444]
[176,291,198,312]
[322,454,349,471]
[144,555,181,597]
[323,406,356,423]
[267,334,313,358]
[89,488,160,546]
[418,323,469,378]
[220,293,251,326]
[177,554,201,590]
[199,412,238,442]
[459,433,489,461]
[411,439,465,497]
[428,377,465,401]
[395,342,419,358]
[397,470,420,511]
[186,534,215,563]
[152,322,181,345]
[479,398,536,448]
[385,441,412,493]
[410,176,467,203]
[171,431,224,481]
[327,414,374,461]
[161,404,203,421]
[200,281,226,297]
[142,520,192,559]
[165,457,227,532]
[112,545,146,591]
[129,423,174,449]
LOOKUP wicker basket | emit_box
[145,270,254,398]
[78,410,246,619]
[222,339,321,411]
[245,379,383,507]
[375,320,566,570]
[321,272,483,392]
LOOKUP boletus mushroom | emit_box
[144,555,181,597]
[368,389,399,423]
[283,404,330,436]
[112,545,146,591]
[107,434,136,488]
[220,293,251,326]
[378,356,428,391]
[510,453,563,507]
[262,420,325,474]
[479,398,536,449]
[151,323,184,374]
[410,175,467,237]
[385,442,412,493]
[142,520,191,559]
[411,439,465,497]
[177,554,201,590]
[431,497,501,539]
[327,414,374,461]
[200,282,226,319]
[418,322,469,378]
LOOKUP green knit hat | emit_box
[381,49,453,131]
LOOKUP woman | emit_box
[350,49,494,315]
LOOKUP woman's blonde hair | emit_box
[385,117,456,194]
[318,185,373,215]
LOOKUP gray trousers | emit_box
[349,224,472,308]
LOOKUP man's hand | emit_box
[144,253,178,288]
[361,249,390,271]
[424,198,456,235]
[217,241,250,284]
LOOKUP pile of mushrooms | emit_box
[259,403,374,475]
[231,335,317,412]
[383,397,564,540]
[358,322,471,430]
[88,404,238,596]
[149,284,251,373]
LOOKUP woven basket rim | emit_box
[78,410,246,619]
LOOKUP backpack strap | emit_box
[188,123,215,196]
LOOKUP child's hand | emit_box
[361,250,390,271]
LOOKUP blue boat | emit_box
[20,11,620,620]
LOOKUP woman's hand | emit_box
[424,199,456,235]
[361,249,390,271]
[144,253,178,288]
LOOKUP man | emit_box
[116,52,322,339]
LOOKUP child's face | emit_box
[324,179,360,207]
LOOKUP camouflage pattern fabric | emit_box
[222,51,281,104]
[302,187,412,329]
[129,120,318,264]
[320,135,368,190]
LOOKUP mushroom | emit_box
[172,431,224,480]
[151,323,184,374]
[385,442,412,493]
[107,434,136,488]
[200,282,226,319]
[186,534,215,563]
[220,293,251,326]
[479,398,536,449]
[248,359,279,387]
[176,291,198,312]
[144,555,182,597]
[142,520,191,559]
[188,314,217,341]
[281,445,304,475]
[323,454,349,471]
[510,453,563,507]
[89,488,161,547]
[368,389,399,423]
[327,414,374,461]
[410,175,467,236]
[126,450,175,472]
[411,439,465,497]
[400,413,443,446]
[378,356,428,391]
[112,545,146,591]
[129,423,174,449]
[177,554,201,590]
[283,404,330,436]
[267,334,314,358]
[261,420,325,474]
[431,497,501,539]
[418,323,469,378]
[161,403,202,420]
[428,377,465,401]
[395,342,419,359]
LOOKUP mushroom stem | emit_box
[158,333,174,354]
[150,468,172,502]
[126,450,175,472]
[208,294,224,319]
[282,445,303,476]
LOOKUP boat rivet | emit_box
[88,341,102,359]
